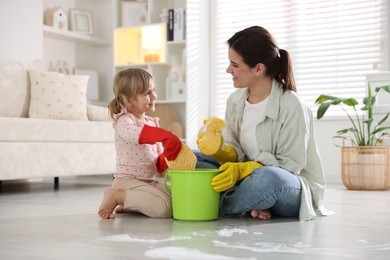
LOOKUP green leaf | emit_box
[371,96,376,106]
[375,113,389,127]
[316,102,331,119]
[362,97,376,109]
[371,126,390,135]
[375,85,390,93]
[342,98,358,106]
[363,118,373,124]
[315,95,338,104]
[336,128,356,134]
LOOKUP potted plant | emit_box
[315,84,390,190]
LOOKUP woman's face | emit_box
[226,48,257,88]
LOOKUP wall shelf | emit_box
[115,62,170,70]
[43,25,111,46]
[167,40,186,46]
[156,100,186,104]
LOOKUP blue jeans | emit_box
[195,151,302,218]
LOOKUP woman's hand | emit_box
[211,161,262,192]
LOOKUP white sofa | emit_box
[0,59,115,189]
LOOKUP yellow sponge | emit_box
[165,143,196,171]
[197,117,225,155]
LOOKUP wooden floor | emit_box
[0,175,389,260]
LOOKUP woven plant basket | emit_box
[342,146,390,190]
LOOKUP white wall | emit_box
[186,0,210,148]
[0,0,43,61]
[314,119,352,184]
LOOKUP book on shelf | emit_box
[167,8,186,42]
[167,9,174,41]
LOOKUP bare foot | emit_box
[98,188,122,219]
[251,209,272,220]
[114,205,124,214]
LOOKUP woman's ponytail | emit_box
[277,49,296,92]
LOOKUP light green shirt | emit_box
[224,80,332,221]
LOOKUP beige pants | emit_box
[112,176,172,218]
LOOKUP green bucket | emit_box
[164,169,220,221]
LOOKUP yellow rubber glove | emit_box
[196,117,237,163]
[211,161,262,192]
[212,143,237,163]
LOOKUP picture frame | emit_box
[69,9,94,35]
[120,1,148,27]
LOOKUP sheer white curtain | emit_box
[209,0,389,118]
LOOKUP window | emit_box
[209,0,389,118]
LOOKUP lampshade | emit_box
[142,26,162,50]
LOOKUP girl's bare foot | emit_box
[251,209,272,220]
[98,188,123,219]
[114,205,124,214]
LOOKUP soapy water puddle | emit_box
[213,240,306,254]
[98,226,256,243]
[212,239,390,257]
[217,227,249,237]
[213,226,306,254]
[99,234,191,243]
[143,242,390,259]
[143,241,390,260]
[144,247,256,260]
[99,226,390,258]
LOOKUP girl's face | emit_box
[226,48,257,88]
[128,79,157,119]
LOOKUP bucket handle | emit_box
[164,171,171,194]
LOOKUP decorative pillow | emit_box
[28,69,89,120]
[87,104,111,121]
[0,59,44,117]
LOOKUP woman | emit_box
[196,26,331,221]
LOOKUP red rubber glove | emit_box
[139,125,182,172]
[156,154,168,174]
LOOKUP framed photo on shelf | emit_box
[69,9,94,35]
[120,0,148,27]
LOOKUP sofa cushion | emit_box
[87,104,111,121]
[29,70,89,120]
[0,59,44,117]
[0,117,114,142]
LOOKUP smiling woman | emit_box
[194,25,333,221]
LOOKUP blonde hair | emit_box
[108,68,153,119]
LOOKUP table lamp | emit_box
[142,26,162,62]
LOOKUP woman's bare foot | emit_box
[251,209,272,220]
[98,188,124,219]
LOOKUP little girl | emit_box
[98,68,182,219]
